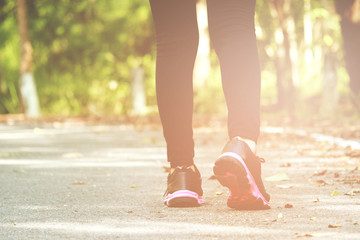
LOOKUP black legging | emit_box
[149,0,261,167]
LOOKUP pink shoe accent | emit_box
[216,152,270,209]
[164,190,204,206]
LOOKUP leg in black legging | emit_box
[149,0,199,167]
[207,0,261,142]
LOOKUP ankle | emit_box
[170,164,196,174]
[234,136,257,154]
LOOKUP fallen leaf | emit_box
[130,185,137,188]
[141,137,157,144]
[354,222,359,225]
[314,180,330,186]
[310,217,316,221]
[313,170,327,176]
[285,203,293,208]
[280,163,291,167]
[328,224,342,228]
[345,189,360,196]
[278,213,283,219]
[71,182,85,185]
[265,172,289,182]
[313,198,320,203]
[295,233,313,238]
[346,150,360,158]
[13,222,17,226]
[276,184,294,189]
[215,191,223,196]
[331,190,340,196]
[127,211,133,213]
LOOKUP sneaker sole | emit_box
[164,190,204,207]
[213,152,270,210]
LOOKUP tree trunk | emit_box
[335,0,360,112]
[271,0,295,115]
[17,0,40,117]
[320,0,339,115]
[304,0,314,67]
[321,52,338,115]
[131,66,147,116]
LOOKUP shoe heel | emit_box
[214,155,270,210]
[164,190,204,207]
[167,197,199,208]
[213,156,250,193]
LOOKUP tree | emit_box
[270,0,296,114]
[16,0,40,117]
[335,0,360,110]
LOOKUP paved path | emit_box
[0,120,359,239]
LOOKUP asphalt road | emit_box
[0,120,359,239]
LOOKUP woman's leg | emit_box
[207,0,261,144]
[208,0,270,209]
[149,0,199,168]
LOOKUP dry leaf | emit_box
[314,180,329,186]
[328,224,342,228]
[130,185,137,188]
[71,182,85,185]
[313,170,327,176]
[345,188,360,196]
[310,217,316,221]
[346,150,360,158]
[265,172,289,182]
[345,190,355,196]
[295,233,313,238]
[285,203,293,208]
[280,163,291,167]
[313,198,320,203]
[215,191,223,196]
[141,137,157,144]
[350,166,360,173]
[331,190,340,196]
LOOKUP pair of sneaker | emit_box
[164,138,271,210]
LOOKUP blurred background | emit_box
[0,0,359,120]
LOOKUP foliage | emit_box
[0,0,155,115]
[0,0,356,117]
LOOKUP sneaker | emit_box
[213,138,270,210]
[164,165,204,207]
